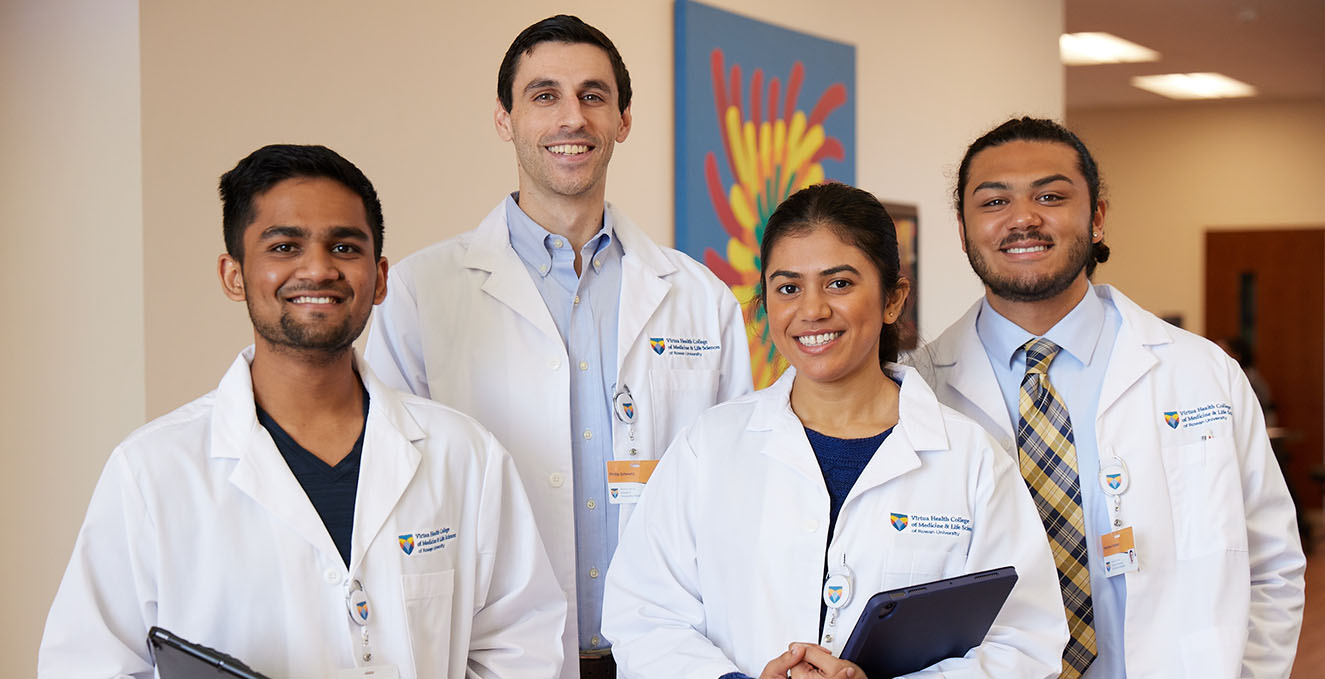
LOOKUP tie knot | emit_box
[1023,338,1061,375]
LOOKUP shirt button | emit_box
[549,359,560,371]
[589,567,600,578]
[573,295,580,305]
[824,633,834,644]
[579,361,589,371]
[587,499,597,510]
[323,568,342,585]
[539,265,549,274]
[593,258,603,269]
[629,448,638,456]
[583,429,593,440]
[553,238,565,248]
[804,519,819,533]
[549,472,565,488]
[590,635,601,647]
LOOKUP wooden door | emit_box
[1205,228,1325,510]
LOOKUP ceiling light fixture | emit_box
[1060,32,1161,65]
[1130,72,1258,100]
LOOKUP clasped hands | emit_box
[760,642,867,679]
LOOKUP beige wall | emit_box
[1070,99,1325,334]
[1,0,145,673]
[11,0,1062,672]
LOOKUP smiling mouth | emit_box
[797,331,842,347]
[1003,244,1050,254]
[288,295,341,304]
[546,143,591,156]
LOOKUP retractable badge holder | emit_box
[613,385,639,449]
[1098,456,1140,576]
[345,579,374,662]
[822,555,854,642]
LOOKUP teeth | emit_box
[1005,245,1048,254]
[797,332,841,347]
[291,296,335,304]
[547,144,589,155]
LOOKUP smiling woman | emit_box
[602,183,1070,679]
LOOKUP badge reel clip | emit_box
[1098,455,1140,576]
[613,385,639,451]
[345,579,373,662]
[822,555,854,642]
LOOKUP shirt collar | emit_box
[505,193,617,278]
[975,285,1107,368]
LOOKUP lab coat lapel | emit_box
[463,202,563,346]
[942,303,1016,441]
[214,348,343,563]
[613,207,675,370]
[1096,286,1167,417]
[846,366,934,499]
[750,371,828,487]
[348,358,424,575]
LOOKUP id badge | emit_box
[606,459,658,504]
[332,666,400,678]
[1100,525,1139,577]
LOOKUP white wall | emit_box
[1070,99,1325,334]
[1,0,144,674]
[8,0,1063,672]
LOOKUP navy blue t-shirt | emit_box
[256,391,368,567]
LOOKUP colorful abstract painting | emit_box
[675,0,856,388]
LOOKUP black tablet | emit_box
[148,627,271,679]
[839,566,1018,677]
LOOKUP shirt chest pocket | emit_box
[401,570,454,675]
[1161,437,1248,558]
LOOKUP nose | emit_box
[557,97,588,131]
[1010,198,1043,229]
[800,286,831,321]
[296,246,342,282]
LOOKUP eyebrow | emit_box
[257,225,370,241]
[972,174,1075,193]
[768,264,861,280]
[523,78,613,95]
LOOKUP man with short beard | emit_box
[39,145,565,678]
[911,117,1304,678]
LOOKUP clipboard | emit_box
[148,626,272,679]
[839,566,1017,677]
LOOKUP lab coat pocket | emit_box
[648,368,719,451]
[881,549,951,590]
[401,570,454,675]
[1161,437,1248,559]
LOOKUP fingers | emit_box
[759,643,807,679]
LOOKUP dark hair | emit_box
[219,144,384,261]
[759,183,907,365]
[954,116,1110,276]
[497,15,632,114]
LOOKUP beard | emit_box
[965,226,1091,303]
[247,294,366,361]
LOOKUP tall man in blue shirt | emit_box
[366,15,752,678]
[913,117,1304,677]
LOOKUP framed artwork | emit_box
[882,202,919,352]
[675,0,856,388]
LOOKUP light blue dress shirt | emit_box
[505,194,622,652]
[975,286,1126,679]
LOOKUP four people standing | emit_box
[39,14,1306,679]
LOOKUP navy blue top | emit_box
[256,390,369,567]
[805,426,893,538]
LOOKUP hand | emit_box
[791,644,867,679]
[760,643,807,678]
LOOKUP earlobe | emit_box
[218,254,246,302]
[616,105,633,143]
[373,257,389,305]
[494,98,513,142]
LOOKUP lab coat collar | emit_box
[210,346,425,575]
[462,201,563,345]
[923,300,1016,439]
[747,365,948,489]
[1094,284,1169,416]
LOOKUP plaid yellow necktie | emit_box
[1017,338,1096,679]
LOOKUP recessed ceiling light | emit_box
[1060,32,1161,65]
[1130,73,1258,100]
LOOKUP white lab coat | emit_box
[38,348,565,679]
[364,200,753,674]
[601,366,1068,679]
[909,285,1306,678]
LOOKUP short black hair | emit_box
[219,144,384,261]
[759,183,909,366]
[497,14,632,114]
[955,116,1110,275]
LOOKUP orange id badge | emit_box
[1100,525,1139,577]
[606,459,658,504]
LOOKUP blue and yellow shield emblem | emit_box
[1163,411,1180,429]
[355,601,369,621]
[1106,473,1122,490]
[890,513,909,531]
[826,585,843,604]
[649,338,666,355]
[399,534,415,555]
